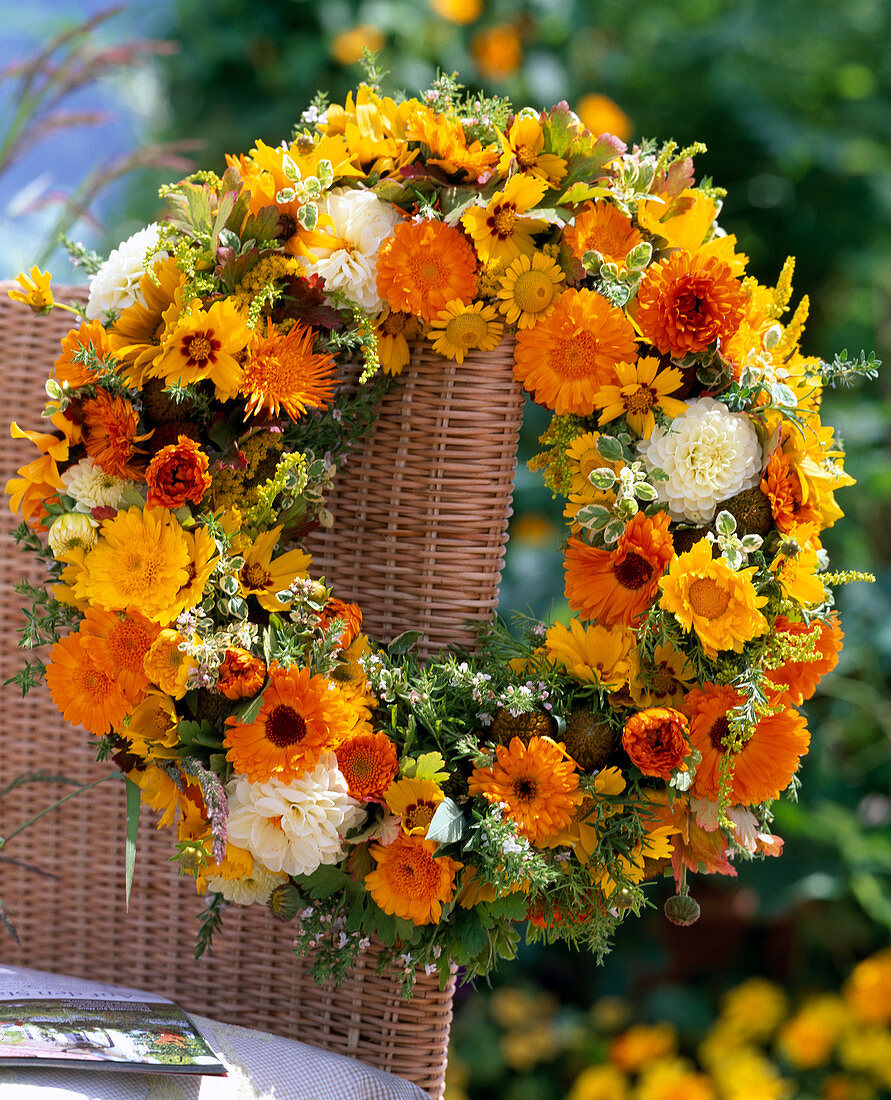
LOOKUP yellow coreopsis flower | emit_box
[151,298,251,401]
[498,115,566,184]
[8,266,54,314]
[496,251,564,329]
[544,619,636,690]
[462,174,549,264]
[384,776,445,835]
[592,356,688,438]
[238,525,312,611]
[428,299,503,363]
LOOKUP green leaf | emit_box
[595,435,625,462]
[635,483,657,501]
[426,797,465,844]
[236,690,265,725]
[387,630,423,656]
[574,504,610,529]
[715,510,737,536]
[604,519,626,544]
[125,778,140,911]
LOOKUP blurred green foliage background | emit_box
[3,1,890,1095]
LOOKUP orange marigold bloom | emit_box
[145,435,212,509]
[684,683,811,806]
[336,731,399,802]
[243,319,337,422]
[54,320,110,389]
[224,664,363,783]
[81,390,151,479]
[564,510,674,627]
[766,614,843,707]
[46,629,131,735]
[81,606,160,701]
[622,707,690,780]
[376,219,478,324]
[760,448,821,533]
[513,288,638,415]
[636,251,746,358]
[468,735,581,844]
[365,833,461,925]
[217,647,267,701]
[564,202,644,267]
[317,597,363,650]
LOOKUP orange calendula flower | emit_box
[243,319,336,422]
[575,93,632,143]
[428,299,503,363]
[766,614,843,707]
[844,950,891,1026]
[317,597,363,650]
[8,266,54,313]
[564,510,674,627]
[81,390,151,479]
[336,731,399,801]
[45,629,131,735]
[621,708,690,780]
[760,448,821,533]
[593,356,687,438]
[217,647,267,701]
[376,219,478,323]
[684,682,811,806]
[468,735,581,844]
[145,435,212,510]
[81,606,160,701]
[54,320,110,389]
[462,174,548,265]
[636,251,746,358]
[544,619,636,690]
[513,288,638,415]
[143,629,194,699]
[224,663,362,783]
[564,202,643,267]
[406,105,500,182]
[152,298,251,401]
[385,777,445,835]
[659,538,769,659]
[365,833,461,925]
[471,23,523,80]
[496,252,564,329]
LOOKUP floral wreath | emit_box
[7,70,874,994]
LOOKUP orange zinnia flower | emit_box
[760,448,821,533]
[81,606,160,701]
[217,647,267,701]
[145,435,212,509]
[513,288,638,415]
[636,250,746,357]
[564,202,643,267]
[54,320,110,389]
[564,510,674,627]
[468,735,581,844]
[46,629,131,735]
[81,390,151,479]
[766,615,843,707]
[365,833,461,925]
[243,320,336,422]
[684,683,811,806]
[622,708,690,779]
[224,664,363,783]
[376,219,478,323]
[336,731,399,801]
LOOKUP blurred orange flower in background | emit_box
[472,24,522,79]
[330,25,385,66]
[429,0,482,24]
[576,93,633,142]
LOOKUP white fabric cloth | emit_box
[0,1014,431,1099]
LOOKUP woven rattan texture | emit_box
[0,282,530,1098]
[306,340,524,655]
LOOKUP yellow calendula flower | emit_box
[47,513,97,559]
[544,618,636,690]
[428,299,503,363]
[770,536,826,606]
[143,629,194,699]
[8,266,54,314]
[567,1063,630,1100]
[496,251,564,329]
[125,690,179,760]
[462,174,549,265]
[659,538,769,659]
[593,356,688,439]
[637,189,748,275]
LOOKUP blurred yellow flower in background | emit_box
[429,0,482,24]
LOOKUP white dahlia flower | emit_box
[638,397,762,524]
[85,223,166,319]
[225,753,365,877]
[205,863,288,907]
[302,187,401,311]
[61,456,131,513]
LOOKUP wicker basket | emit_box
[0,283,525,1098]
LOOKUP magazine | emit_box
[0,965,227,1075]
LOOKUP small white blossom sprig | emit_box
[709,509,764,570]
[464,801,557,896]
[495,680,553,718]
[360,651,410,703]
[446,661,495,710]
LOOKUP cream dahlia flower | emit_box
[301,188,401,312]
[48,513,97,558]
[61,456,132,513]
[85,223,166,319]
[638,397,762,523]
[205,863,288,906]
[225,753,365,877]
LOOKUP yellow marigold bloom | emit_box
[610,1023,677,1072]
[659,538,769,659]
[428,299,503,363]
[593,822,678,898]
[637,190,748,276]
[169,526,219,619]
[702,1046,790,1100]
[406,104,501,182]
[770,537,826,606]
[152,298,251,401]
[238,525,311,612]
[468,735,582,844]
[78,507,191,624]
[564,430,624,498]
[8,266,54,314]
[496,252,564,329]
[130,765,201,830]
[629,642,695,709]
[498,115,566,184]
[428,0,481,23]
[564,202,643,268]
[777,995,848,1070]
[544,619,636,689]
[47,513,97,559]
[107,258,185,388]
[243,319,336,421]
[593,356,688,438]
[463,174,549,265]
[195,841,254,894]
[365,833,461,925]
[514,287,638,415]
[319,86,419,177]
[567,1063,630,1100]
[143,629,194,699]
[471,23,523,79]
[329,25,384,66]
[575,93,632,143]
[845,950,891,1026]
[454,864,529,908]
[635,1058,716,1100]
[837,1025,891,1084]
[385,776,445,835]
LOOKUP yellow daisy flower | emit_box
[428,299,503,363]
[496,252,565,329]
[462,174,549,265]
[564,430,624,497]
[143,629,194,699]
[592,356,688,438]
[497,115,567,185]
